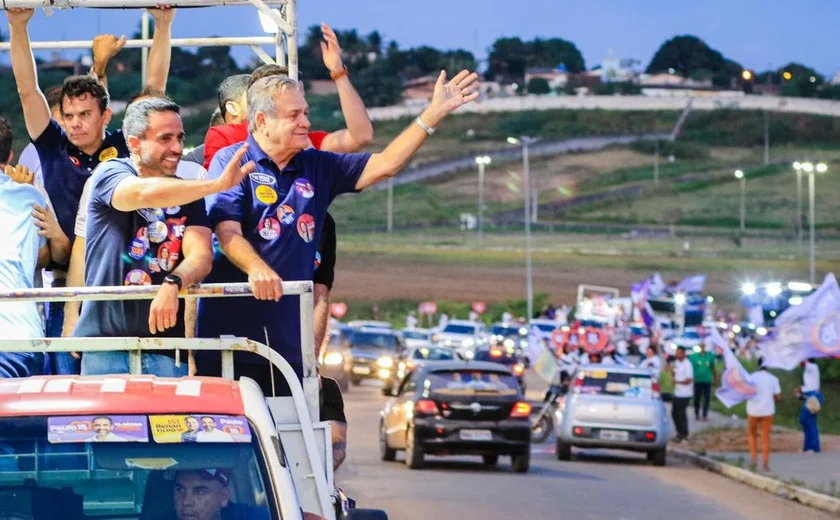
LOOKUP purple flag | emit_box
[678,274,706,293]
[710,328,756,408]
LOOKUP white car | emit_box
[401,328,434,349]
[435,320,489,357]
[530,319,559,335]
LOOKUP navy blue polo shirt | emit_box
[196,135,370,367]
[33,119,129,242]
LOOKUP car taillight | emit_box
[652,381,661,399]
[644,431,657,441]
[572,375,584,394]
[490,348,503,358]
[510,401,531,418]
[573,427,585,436]
[513,363,524,376]
[406,360,415,370]
[415,399,440,416]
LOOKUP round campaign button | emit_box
[314,250,321,270]
[294,179,315,199]
[148,257,162,273]
[277,204,296,225]
[165,206,181,215]
[148,221,168,243]
[124,269,152,286]
[297,214,316,243]
[135,227,150,246]
[166,217,186,241]
[157,241,181,272]
[255,185,278,205]
[128,238,147,260]
[98,146,119,162]
[258,217,281,240]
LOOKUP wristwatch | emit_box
[330,65,349,81]
[163,274,183,291]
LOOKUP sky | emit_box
[7,0,839,77]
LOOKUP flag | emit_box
[710,328,757,408]
[678,274,706,294]
[759,273,840,370]
[532,347,560,384]
[748,305,765,326]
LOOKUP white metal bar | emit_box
[250,44,275,65]
[0,36,277,51]
[0,281,312,303]
[247,0,293,37]
[1,0,287,8]
[299,290,318,422]
[285,0,297,80]
[140,10,150,87]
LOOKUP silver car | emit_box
[554,365,669,466]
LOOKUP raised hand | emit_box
[320,23,345,74]
[5,164,33,185]
[32,204,65,241]
[216,144,256,192]
[148,4,176,25]
[92,34,127,66]
[428,69,481,119]
[6,8,35,27]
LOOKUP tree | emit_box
[647,35,741,85]
[487,36,584,81]
[775,62,825,98]
[527,77,551,95]
[353,61,403,107]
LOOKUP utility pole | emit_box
[763,109,770,166]
[654,139,660,187]
[387,177,394,233]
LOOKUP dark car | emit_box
[319,332,352,391]
[490,323,529,363]
[379,361,532,473]
[348,328,405,386]
[381,345,458,395]
[473,347,527,393]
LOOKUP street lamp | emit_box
[508,136,538,320]
[800,162,828,283]
[474,156,492,247]
[734,169,745,232]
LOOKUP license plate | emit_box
[352,366,371,375]
[598,429,629,441]
[459,429,492,441]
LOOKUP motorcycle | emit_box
[530,382,566,444]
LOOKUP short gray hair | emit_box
[122,97,181,139]
[247,76,300,134]
[218,74,252,119]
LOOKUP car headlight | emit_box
[463,338,475,347]
[464,350,475,359]
[376,357,394,368]
[503,338,515,348]
[520,339,528,348]
[323,352,343,365]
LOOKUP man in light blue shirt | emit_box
[0,116,52,377]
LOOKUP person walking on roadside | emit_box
[689,341,717,421]
[746,359,781,471]
[795,359,823,453]
[670,346,694,442]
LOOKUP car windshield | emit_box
[578,370,654,398]
[473,350,516,365]
[427,370,519,395]
[491,325,522,336]
[0,415,275,520]
[403,331,431,340]
[411,347,455,361]
[349,332,398,349]
[533,323,556,332]
[442,324,476,335]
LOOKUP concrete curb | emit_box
[669,448,840,515]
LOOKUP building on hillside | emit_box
[638,73,743,97]
[601,55,642,83]
[306,79,338,96]
[524,67,569,89]
[830,71,840,85]
[402,74,438,101]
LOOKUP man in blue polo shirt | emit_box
[197,71,479,392]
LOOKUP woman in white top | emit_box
[639,345,662,380]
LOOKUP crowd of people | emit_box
[0,6,480,516]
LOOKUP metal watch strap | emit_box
[414,116,435,135]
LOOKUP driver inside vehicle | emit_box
[163,468,268,520]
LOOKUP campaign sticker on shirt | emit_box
[165,206,181,215]
[297,213,316,243]
[255,185,278,205]
[69,155,81,167]
[249,172,277,186]
[148,221,168,243]
[128,238,147,260]
[148,257,162,273]
[158,241,181,272]
[258,217,281,240]
[135,227,150,246]
[277,204,296,225]
[294,179,315,199]
[138,208,165,223]
[99,146,119,162]
[125,269,152,286]
[314,250,321,270]
[166,217,187,241]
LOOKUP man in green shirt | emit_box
[689,340,717,421]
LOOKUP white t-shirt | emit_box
[673,358,694,398]
[747,370,781,417]
[640,355,662,379]
[802,362,820,393]
[75,161,209,239]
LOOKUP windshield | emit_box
[473,350,517,365]
[442,324,477,335]
[578,370,654,398]
[0,415,275,520]
[427,370,519,395]
[349,331,398,349]
[533,323,556,332]
[491,325,522,336]
[411,347,455,361]
[402,331,431,340]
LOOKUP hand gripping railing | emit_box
[0,281,332,516]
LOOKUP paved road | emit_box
[337,378,835,520]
